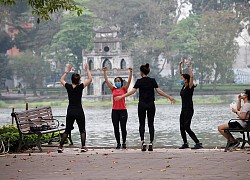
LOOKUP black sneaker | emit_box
[228,141,240,150]
[191,143,203,149]
[116,143,121,149]
[148,143,153,151]
[122,143,127,149]
[57,145,63,153]
[179,143,189,149]
[81,146,88,152]
[141,142,147,151]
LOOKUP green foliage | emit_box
[0,31,13,53]
[0,54,12,90]
[88,0,178,44]
[0,124,18,134]
[9,50,52,95]
[0,125,21,152]
[169,12,239,89]
[189,0,250,35]
[47,11,96,73]
[0,0,83,23]
[192,95,228,104]
[87,0,182,86]
[200,11,239,87]
[7,0,30,23]
[50,101,62,106]
[0,101,7,108]
[15,18,62,53]
[168,15,202,58]
[0,125,60,152]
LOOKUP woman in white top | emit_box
[218,89,250,149]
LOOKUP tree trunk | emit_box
[199,71,203,90]
[31,85,37,96]
[213,70,219,92]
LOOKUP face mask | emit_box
[115,82,121,88]
[179,80,184,86]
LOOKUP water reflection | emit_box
[0,104,237,148]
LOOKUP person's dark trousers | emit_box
[138,102,156,143]
[179,109,199,144]
[60,107,86,147]
[111,109,128,144]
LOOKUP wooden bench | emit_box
[11,106,73,152]
[224,116,250,152]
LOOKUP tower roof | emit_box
[94,25,120,33]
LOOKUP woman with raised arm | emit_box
[115,63,175,151]
[103,66,133,149]
[58,64,92,153]
[178,58,203,149]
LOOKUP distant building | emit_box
[233,69,250,84]
[81,26,134,101]
[233,28,250,84]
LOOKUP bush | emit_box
[0,125,60,152]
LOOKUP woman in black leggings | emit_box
[58,64,92,153]
[103,66,133,149]
[115,63,175,151]
[178,58,203,149]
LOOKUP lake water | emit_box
[0,103,239,148]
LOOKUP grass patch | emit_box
[170,84,250,92]
[4,100,68,109]
[0,94,236,109]
[155,95,234,105]
[0,101,7,108]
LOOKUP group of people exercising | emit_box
[57,58,250,153]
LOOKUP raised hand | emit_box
[179,58,184,65]
[103,66,107,72]
[128,67,133,72]
[66,64,72,73]
[84,63,89,71]
[185,58,191,66]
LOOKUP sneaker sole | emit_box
[122,144,126,149]
[57,149,63,153]
[191,147,203,150]
[179,147,189,149]
[148,145,153,151]
[141,145,147,151]
[228,142,240,150]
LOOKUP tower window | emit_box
[88,58,94,70]
[87,83,94,95]
[120,59,126,69]
[103,58,112,69]
[102,81,112,95]
[104,46,109,52]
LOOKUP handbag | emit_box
[30,124,51,132]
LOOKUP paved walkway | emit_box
[0,147,250,180]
